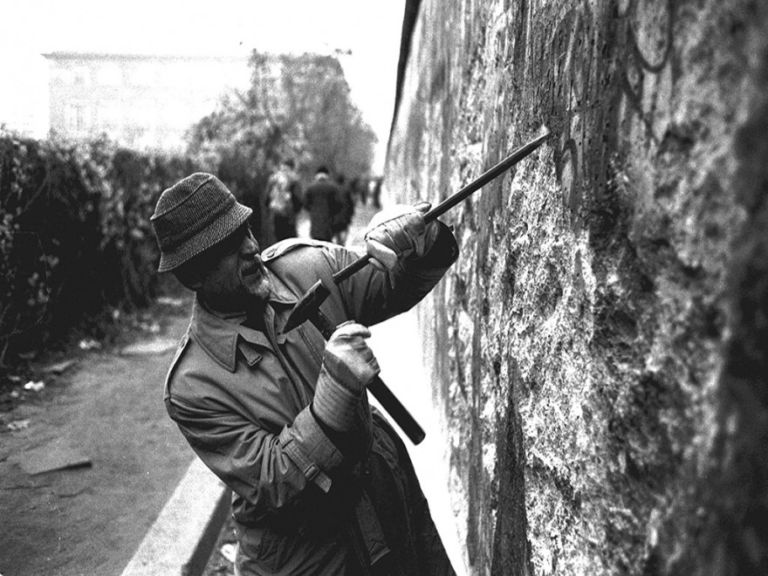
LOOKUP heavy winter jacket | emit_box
[163,228,458,575]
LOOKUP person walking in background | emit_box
[332,173,355,246]
[150,172,458,575]
[350,176,364,207]
[370,176,383,209]
[303,165,344,242]
[266,158,302,242]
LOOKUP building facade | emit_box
[43,52,250,152]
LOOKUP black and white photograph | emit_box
[1,1,767,575]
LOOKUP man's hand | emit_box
[364,202,439,270]
[312,322,380,431]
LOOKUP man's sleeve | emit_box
[323,221,458,327]
[166,395,352,509]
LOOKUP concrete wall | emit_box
[385,1,768,574]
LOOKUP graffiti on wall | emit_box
[452,1,680,572]
[512,0,676,232]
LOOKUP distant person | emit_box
[356,176,369,206]
[303,166,344,242]
[332,173,355,245]
[371,176,383,209]
[266,158,302,241]
[350,176,362,206]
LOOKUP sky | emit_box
[0,0,406,171]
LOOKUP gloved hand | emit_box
[312,321,380,432]
[364,202,439,270]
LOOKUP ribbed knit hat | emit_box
[151,173,253,272]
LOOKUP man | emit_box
[266,158,302,242]
[150,172,458,575]
[332,173,355,246]
[303,165,344,242]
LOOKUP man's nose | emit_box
[241,233,260,258]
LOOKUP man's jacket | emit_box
[163,228,458,575]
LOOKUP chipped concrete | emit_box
[386,1,768,574]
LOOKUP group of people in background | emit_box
[265,158,381,245]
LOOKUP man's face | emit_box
[194,224,272,312]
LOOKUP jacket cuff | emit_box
[278,407,343,493]
[312,368,362,431]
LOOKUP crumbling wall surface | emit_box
[385,1,768,575]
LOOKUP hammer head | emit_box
[282,279,332,334]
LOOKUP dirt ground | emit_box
[0,298,196,576]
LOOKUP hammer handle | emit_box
[332,131,550,285]
[311,311,426,445]
[368,377,426,444]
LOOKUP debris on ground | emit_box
[157,296,185,308]
[219,543,237,563]
[23,381,45,393]
[43,360,78,375]
[14,440,92,475]
[78,338,102,351]
[138,321,161,334]
[120,338,178,356]
[6,419,30,432]
[202,516,239,576]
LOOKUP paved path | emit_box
[0,303,195,576]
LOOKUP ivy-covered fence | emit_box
[0,132,196,365]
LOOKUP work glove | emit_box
[312,321,380,432]
[364,202,439,270]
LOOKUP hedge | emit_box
[0,131,196,365]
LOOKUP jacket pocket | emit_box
[237,523,297,573]
[237,519,348,574]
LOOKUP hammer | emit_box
[283,130,550,444]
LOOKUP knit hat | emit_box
[151,173,252,272]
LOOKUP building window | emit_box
[72,65,90,86]
[64,104,85,133]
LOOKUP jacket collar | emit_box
[190,270,298,372]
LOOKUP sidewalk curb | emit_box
[120,457,231,576]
